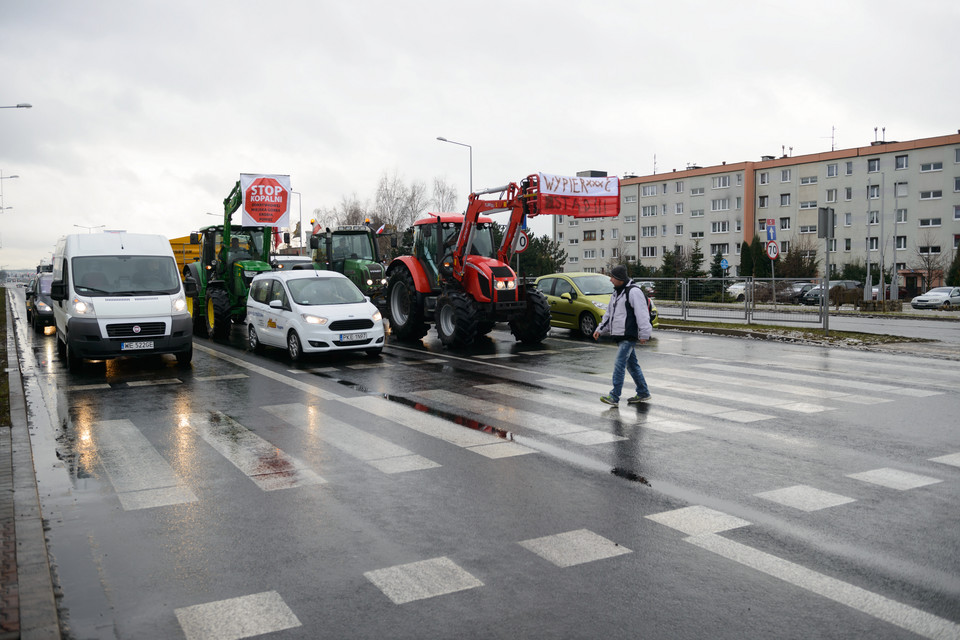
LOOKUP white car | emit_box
[910,286,960,310]
[246,270,385,360]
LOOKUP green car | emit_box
[534,272,659,338]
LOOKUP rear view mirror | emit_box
[51,281,66,302]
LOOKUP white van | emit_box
[50,233,197,371]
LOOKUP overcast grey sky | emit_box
[1,0,957,269]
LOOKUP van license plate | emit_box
[122,341,154,351]
[339,333,367,342]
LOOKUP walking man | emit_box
[592,265,652,405]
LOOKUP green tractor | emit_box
[183,181,288,339]
[309,225,389,310]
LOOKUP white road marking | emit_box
[92,419,197,510]
[187,411,325,491]
[754,485,856,511]
[262,403,440,473]
[341,396,535,457]
[175,590,301,640]
[645,506,751,536]
[364,557,483,605]
[126,379,182,387]
[846,468,943,490]
[68,383,111,391]
[195,343,341,400]
[929,452,960,468]
[519,529,631,567]
[194,374,249,382]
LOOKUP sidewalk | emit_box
[1,297,61,639]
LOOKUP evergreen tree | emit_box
[752,235,771,277]
[709,250,725,278]
[740,237,754,276]
[683,240,706,278]
[946,250,960,286]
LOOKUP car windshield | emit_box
[287,277,365,305]
[571,275,614,296]
[72,256,181,295]
[38,275,53,294]
[925,288,952,295]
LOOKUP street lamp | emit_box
[291,191,303,255]
[0,103,32,109]
[0,172,18,210]
[436,136,473,194]
[74,224,105,234]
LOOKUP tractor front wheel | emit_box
[436,292,479,348]
[509,288,552,344]
[387,268,428,341]
[207,288,232,340]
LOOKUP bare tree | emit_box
[404,180,429,228]
[910,231,948,289]
[432,178,459,212]
[374,171,408,229]
[312,194,370,229]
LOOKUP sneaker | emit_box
[627,394,651,404]
[600,395,619,405]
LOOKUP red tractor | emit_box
[386,173,620,347]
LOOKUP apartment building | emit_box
[553,132,960,292]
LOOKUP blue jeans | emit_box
[609,339,649,402]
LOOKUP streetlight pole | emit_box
[0,171,19,210]
[291,191,303,255]
[74,224,105,234]
[436,136,473,195]
[0,104,32,109]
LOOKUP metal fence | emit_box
[641,277,826,327]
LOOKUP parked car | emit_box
[726,282,747,301]
[910,286,960,310]
[534,272,659,338]
[784,282,815,304]
[25,273,55,332]
[246,269,385,360]
[800,280,861,305]
[269,255,315,270]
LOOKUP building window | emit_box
[691,209,704,218]
[780,193,791,206]
[568,256,579,264]
[583,249,596,259]
[675,224,683,235]
[612,229,618,239]
[895,182,908,197]
[919,245,941,255]
[624,194,638,203]
[624,235,636,242]
[624,215,637,223]
[759,172,769,185]
[919,218,941,227]
[868,237,879,251]
[569,219,579,226]
[676,181,684,193]
[641,226,657,237]
[675,202,684,214]
[780,217,791,230]
[955,205,960,220]
[895,155,908,169]
[690,231,704,239]
[780,240,790,253]
[827,163,838,177]
[611,248,619,258]
[800,225,817,234]
[758,219,767,230]
[895,236,907,250]
[711,221,729,233]
[846,161,854,175]
[641,246,657,258]
[920,190,942,200]
[868,210,879,225]
[690,187,705,196]
[868,158,880,172]
[844,212,852,226]
[568,238,579,245]
[844,238,852,251]
[735,219,742,231]
[781,169,791,182]
[826,189,837,203]
[920,161,943,172]
[868,184,880,199]
[845,187,852,200]
[710,243,729,255]
[800,201,817,209]
[711,198,730,211]
[955,177,960,192]
[800,176,818,185]
[558,232,564,241]
[758,195,769,208]
[736,196,742,210]
[642,205,657,217]
[662,224,668,236]
[583,230,596,241]
[641,185,658,196]
[896,208,908,223]
[712,176,730,189]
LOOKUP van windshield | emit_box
[287,277,365,305]
[72,256,181,296]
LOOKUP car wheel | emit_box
[287,331,303,362]
[65,341,83,373]
[248,325,263,353]
[578,312,598,339]
[176,344,193,367]
[943,301,952,310]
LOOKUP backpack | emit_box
[624,283,652,320]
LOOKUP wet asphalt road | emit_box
[11,291,960,639]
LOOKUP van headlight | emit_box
[171,293,188,315]
[72,298,96,316]
[302,314,328,325]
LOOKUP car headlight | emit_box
[372,310,382,322]
[302,314,328,325]
[73,298,96,316]
[592,301,608,311]
[36,301,51,311]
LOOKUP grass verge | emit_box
[660,318,933,347]
[0,288,9,428]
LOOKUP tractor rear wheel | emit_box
[189,295,208,338]
[436,292,479,347]
[509,288,551,344]
[387,268,428,341]
[207,288,232,339]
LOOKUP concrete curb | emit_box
[5,297,61,639]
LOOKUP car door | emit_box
[550,277,579,327]
[263,279,291,346]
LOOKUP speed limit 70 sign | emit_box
[766,240,780,260]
